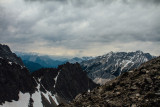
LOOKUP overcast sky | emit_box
[0,0,160,57]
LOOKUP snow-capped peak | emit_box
[80,51,154,85]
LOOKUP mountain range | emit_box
[0,44,159,107]
[15,49,154,85]
[15,52,65,72]
[81,51,154,84]
[15,52,93,72]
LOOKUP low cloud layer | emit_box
[0,0,160,57]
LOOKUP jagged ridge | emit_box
[81,51,154,84]
[32,62,98,102]
[0,57,36,104]
[0,44,24,66]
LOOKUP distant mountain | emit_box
[60,56,160,107]
[0,44,24,66]
[23,60,43,72]
[68,57,93,63]
[15,52,66,72]
[16,52,94,72]
[81,51,154,84]
[0,44,98,107]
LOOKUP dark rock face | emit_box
[32,62,98,102]
[55,62,98,101]
[61,57,160,107]
[0,58,36,104]
[32,68,58,94]
[0,44,24,66]
[81,51,154,84]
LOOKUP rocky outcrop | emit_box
[81,51,154,84]
[0,44,24,66]
[60,56,160,107]
[32,62,98,102]
[0,57,36,104]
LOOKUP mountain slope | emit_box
[23,60,43,72]
[0,44,98,107]
[0,44,24,66]
[0,57,36,105]
[68,57,93,63]
[81,51,154,84]
[32,62,98,102]
[60,56,160,107]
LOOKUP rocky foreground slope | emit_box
[60,56,160,107]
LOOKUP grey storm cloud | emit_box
[0,0,160,56]
[24,0,160,5]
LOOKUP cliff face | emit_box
[32,62,98,102]
[61,57,160,107]
[0,57,36,104]
[55,62,98,101]
[0,44,24,66]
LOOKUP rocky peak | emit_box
[0,58,36,104]
[32,62,98,102]
[81,51,154,84]
[0,44,24,66]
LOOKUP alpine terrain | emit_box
[81,51,154,84]
[0,44,97,107]
[60,56,160,107]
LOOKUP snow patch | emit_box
[54,72,60,88]
[8,61,12,65]
[32,91,43,107]
[41,89,59,105]
[0,92,30,107]
[38,78,41,82]
[32,78,43,107]
[53,95,59,105]
[33,77,59,106]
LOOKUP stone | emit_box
[136,93,140,97]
